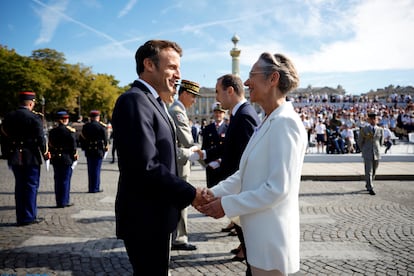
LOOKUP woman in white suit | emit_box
[197,52,307,276]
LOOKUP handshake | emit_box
[191,187,225,219]
[188,146,204,162]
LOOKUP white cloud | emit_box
[221,0,414,73]
[33,0,69,44]
[32,0,130,55]
[296,0,414,72]
[118,0,138,18]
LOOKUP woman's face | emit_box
[243,61,270,104]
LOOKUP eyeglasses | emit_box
[248,71,267,79]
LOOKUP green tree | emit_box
[0,45,125,121]
[0,46,51,117]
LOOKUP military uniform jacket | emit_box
[49,123,77,165]
[358,124,384,160]
[80,120,107,158]
[1,106,47,166]
[201,122,228,163]
[204,102,260,180]
[168,100,194,179]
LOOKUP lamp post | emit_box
[41,96,46,130]
[78,95,81,120]
[230,34,241,76]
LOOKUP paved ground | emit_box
[0,143,413,275]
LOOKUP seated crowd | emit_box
[290,97,414,154]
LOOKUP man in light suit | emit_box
[168,79,202,251]
[111,40,206,276]
[200,74,260,274]
[357,112,384,195]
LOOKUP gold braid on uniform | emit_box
[66,125,76,132]
[32,110,44,118]
[360,128,374,140]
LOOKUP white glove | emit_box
[208,161,220,169]
[189,145,199,151]
[189,151,201,162]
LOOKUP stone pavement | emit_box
[0,143,413,275]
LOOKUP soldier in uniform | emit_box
[358,112,384,195]
[168,79,202,251]
[201,102,228,188]
[48,111,78,207]
[0,91,49,226]
[80,110,108,193]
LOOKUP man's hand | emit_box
[197,198,225,219]
[192,187,214,207]
[44,152,51,160]
[189,151,201,162]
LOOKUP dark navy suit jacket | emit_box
[112,80,196,239]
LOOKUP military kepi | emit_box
[90,110,100,117]
[368,112,377,118]
[213,102,226,112]
[19,91,36,101]
[180,80,201,96]
[56,110,69,119]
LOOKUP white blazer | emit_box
[211,101,307,273]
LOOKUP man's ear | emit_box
[143,58,154,73]
[227,86,234,96]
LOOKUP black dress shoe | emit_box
[171,243,197,251]
[230,247,241,254]
[228,229,238,236]
[17,217,44,226]
[368,189,376,195]
[231,255,245,262]
[89,189,103,193]
[221,224,235,232]
[57,203,74,208]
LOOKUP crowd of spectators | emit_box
[286,93,414,154]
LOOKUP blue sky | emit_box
[1,0,413,95]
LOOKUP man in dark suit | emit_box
[111,40,206,276]
[1,91,49,226]
[201,102,228,188]
[200,74,260,275]
[79,110,108,193]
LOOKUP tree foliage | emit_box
[0,45,125,121]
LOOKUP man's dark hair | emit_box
[135,40,183,76]
[217,74,244,96]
